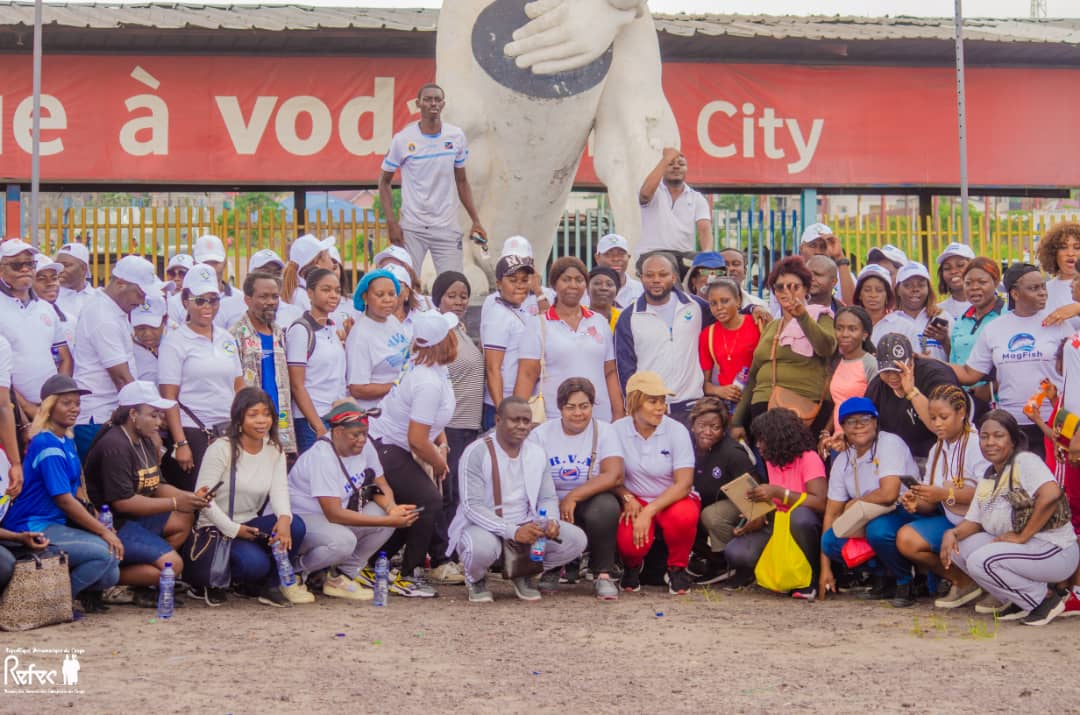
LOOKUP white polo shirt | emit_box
[827,431,917,502]
[480,297,538,406]
[132,342,158,385]
[382,122,468,236]
[638,182,711,254]
[288,436,382,516]
[57,285,97,322]
[74,291,136,424]
[285,317,346,419]
[158,324,242,429]
[0,335,12,388]
[527,418,622,498]
[345,313,410,409]
[519,306,617,422]
[370,363,455,452]
[612,415,695,501]
[0,292,64,402]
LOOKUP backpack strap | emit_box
[289,311,322,361]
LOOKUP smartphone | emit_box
[469,232,488,247]
[206,480,225,498]
[899,475,921,488]
[929,316,949,331]
[734,516,748,531]
[412,505,426,514]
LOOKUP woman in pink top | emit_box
[724,408,827,599]
[822,306,879,451]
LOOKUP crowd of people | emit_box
[1,84,1078,630]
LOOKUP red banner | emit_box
[0,55,1077,188]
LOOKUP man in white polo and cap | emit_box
[54,242,97,320]
[74,254,164,460]
[592,233,643,308]
[798,222,855,305]
[935,242,975,319]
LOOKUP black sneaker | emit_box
[693,561,736,586]
[77,590,109,614]
[890,581,917,608]
[996,602,1030,621]
[132,587,159,609]
[1021,589,1067,627]
[858,573,896,600]
[721,569,756,591]
[666,568,692,595]
[188,585,228,607]
[686,555,711,578]
[620,566,642,593]
[560,559,581,584]
[257,584,290,608]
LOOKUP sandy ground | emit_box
[2,578,1077,715]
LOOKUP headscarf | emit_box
[588,266,620,288]
[431,271,470,309]
[352,268,401,313]
[1001,262,1039,311]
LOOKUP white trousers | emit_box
[457,522,587,584]
[295,503,395,579]
[952,532,1079,610]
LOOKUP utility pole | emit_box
[30,0,43,247]
[954,0,970,243]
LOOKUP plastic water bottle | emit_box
[157,562,175,620]
[271,537,296,587]
[530,509,548,562]
[98,505,114,531]
[373,551,390,607]
[733,367,750,392]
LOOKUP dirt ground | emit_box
[2,578,1077,715]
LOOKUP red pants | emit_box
[1044,436,1080,534]
[616,495,701,570]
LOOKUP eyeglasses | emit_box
[773,282,803,293]
[842,415,876,428]
[2,260,36,273]
[167,269,188,278]
[701,268,728,278]
[191,295,221,307]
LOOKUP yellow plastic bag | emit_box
[754,493,813,593]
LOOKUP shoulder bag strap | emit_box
[586,419,599,480]
[707,323,718,368]
[227,442,238,520]
[177,401,207,431]
[537,315,546,392]
[770,325,780,390]
[484,437,503,517]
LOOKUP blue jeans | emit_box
[481,403,496,432]
[0,544,15,593]
[822,510,919,585]
[73,422,103,463]
[294,418,319,456]
[42,523,120,596]
[229,515,307,588]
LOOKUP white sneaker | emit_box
[428,562,465,584]
[323,574,373,601]
[102,585,134,604]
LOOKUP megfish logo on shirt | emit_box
[1002,333,1041,361]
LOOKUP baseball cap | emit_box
[856,263,893,284]
[838,396,878,422]
[385,264,411,289]
[117,380,176,410]
[328,243,342,265]
[34,253,63,274]
[39,374,90,401]
[596,234,630,255]
[495,254,535,280]
[876,333,913,373]
[867,244,908,268]
[112,255,165,294]
[800,223,834,245]
[182,263,221,296]
[690,252,726,270]
[895,262,931,286]
[289,234,334,269]
[373,244,415,270]
[0,239,38,259]
[322,399,380,427]
[412,310,458,347]
[56,242,90,266]
[501,235,534,259]
[626,371,675,397]
[936,242,975,266]
[166,253,194,273]
[131,294,167,327]
[193,234,227,264]
[248,249,284,273]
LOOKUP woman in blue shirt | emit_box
[948,257,1003,417]
[2,375,121,613]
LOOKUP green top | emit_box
[732,310,837,428]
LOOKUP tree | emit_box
[372,189,402,221]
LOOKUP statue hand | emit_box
[505,0,636,76]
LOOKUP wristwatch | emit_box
[835,257,851,266]
[175,440,189,448]
[622,493,635,503]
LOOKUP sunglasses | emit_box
[191,295,221,307]
[773,282,804,293]
[701,268,728,278]
[2,260,36,273]
[167,268,188,278]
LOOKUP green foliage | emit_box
[372,189,402,220]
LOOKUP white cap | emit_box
[856,264,893,284]
[166,253,195,272]
[289,234,334,269]
[373,244,414,270]
[112,255,165,294]
[117,380,176,410]
[412,310,458,347]
[328,243,342,264]
[936,242,975,265]
[0,239,38,259]
[182,263,221,296]
[800,223,834,245]
[248,249,284,273]
[193,235,227,264]
[595,234,628,255]
[385,264,411,288]
[34,253,63,274]
[501,235,535,259]
[131,294,167,327]
[56,242,90,266]
[867,244,908,268]
[896,261,932,285]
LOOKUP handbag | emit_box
[754,493,813,592]
[997,461,1073,534]
[178,402,230,439]
[484,437,544,580]
[0,550,73,631]
[182,446,238,589]
[830,450,896,538]
[841,537,876,568]
[528,317,547,424]
[766,327,826,427]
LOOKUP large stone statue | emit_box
[437,0,679,290]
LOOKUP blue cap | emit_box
[353,268,401,312]
[838,397,878,422]
[690,251,727,270]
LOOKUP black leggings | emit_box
[572,492,621,575]
[428,427,480,566]
[160,427,211,493]
[372,439,442,576]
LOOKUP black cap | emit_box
[495,254,535,281]
[876,333,913,373]
[39,374,91,401]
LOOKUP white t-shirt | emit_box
[382,121,468,236]
[289,285,312,312]
[0,292,64,402]
[965,452,1078,549]
[0,335,11,389]
[922,431,992,525]
[938,296,972,321]
[1046,277,1075,313]
[611,415,695,501]
[73,291,136,423]
[480,297,538,406]
[638,181,711,254]
[526,418,622,498]
[875,309,953,362]
[285,317,347,418]
[1063,331,1080,416]
[500,454,531,527]
[132,342,159,385]
[288,437,382,516]
[482,288,554,318]
[345,313,410,409]
[370,363,455,452]
[967,309,1073,425]
[275,301,305,330]
[827,431,918,502]
[158,325,242,429]
[56,285,97,322]
[519,307,617,421]
[871,311,921,355]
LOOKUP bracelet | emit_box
[175,440,189,448]
[783,488,791,506]
[622,493,635,503]
[945,487,956,507]
[171,497,178,511]
[905,389,921,401]
[835,258,851,266]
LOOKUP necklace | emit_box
[121,424,153,468]
[716,319,741,361]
